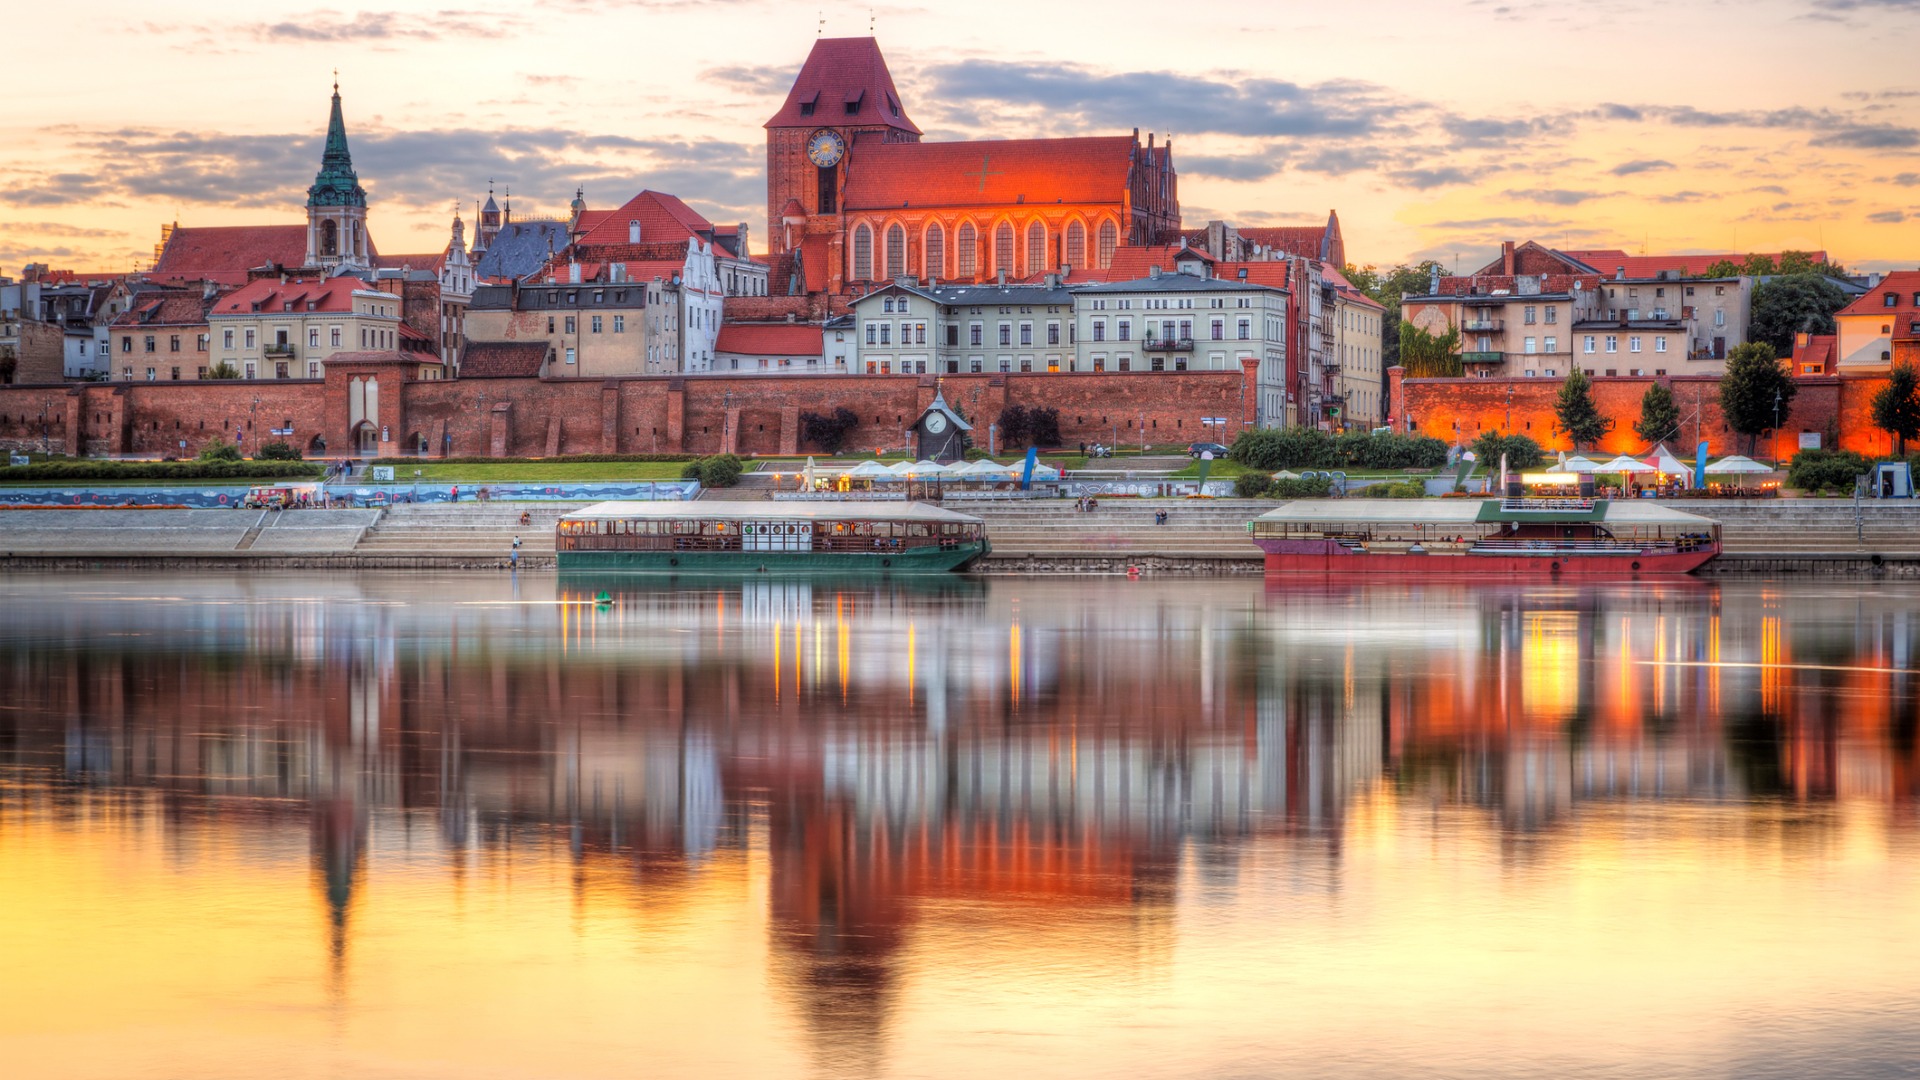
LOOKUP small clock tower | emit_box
[911,390,971,463]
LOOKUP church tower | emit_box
[763,37,920,284]
[304,79,371,272]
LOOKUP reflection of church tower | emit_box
[305,79,371,272]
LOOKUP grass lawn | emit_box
[1169,458,1253,478]
[397,461,692,482]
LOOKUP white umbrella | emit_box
[885,460,915,474]
[847,461,894,479]
[1705,455,1775,474]
[1028,463,1062,481]
[1646,444,1692,479]
[907,459,951,475]
[1548,455,1601,473]
[803,456,816,490]
[1597,454,1657,474]
[958,459,1012,475]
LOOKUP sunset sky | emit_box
[4,0,1919,275]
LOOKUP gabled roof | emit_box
[210,276,370,316]
[149,225,308,286]
[715,323,824,356]
[1468,241,1600,277]
[841,136,1136,211]
[1240,226,1330,260]
[1791,334,1836,373]
[914,390,972,431]
[766,37,920,135]
[109,291,215,328]
[461,341,549,377]
[578,190,713,247]
[473,220,573,281]
[1322,264,1385,310]
[1837,271,1920,323]
[376,251,446,273]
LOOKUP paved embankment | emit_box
[5,497,1920,574]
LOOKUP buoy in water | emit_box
[1126,565,1141,579]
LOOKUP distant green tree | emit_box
[1346,259,1450,370]
[1700,259,1742,279]
[1634,382,1681,445]
[1398,320,1463,378]
[1554,369,1612,451]
[1741,253,1780,277]
[205,360,240,380]
[1871,363,1920,457]
[1749,273,1852,356]
[1719,342,1797,457]
[1470,430,1545,471]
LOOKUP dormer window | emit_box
[887,93,901,118]
[1886,293,1899,307]
[797,90,818,117]
[845,90,864,115]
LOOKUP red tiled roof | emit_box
[765,37,920,135]
[575,209,611,234]
[715,323,823,356]
[1239,226,1328,259]
[578,190,712,247]
[1563,249,1830,279]
[149,225,307,286]
[109,291,215,328]
[461,341,548,377]
[526,245,688,285]
[801,235,830,294]
[841,136,1136,211]
[210,276,369,315]
[376,251,446,273]
[1838,270,1920,320]
[1791,334,1836,374]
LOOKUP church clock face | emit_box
[806,129,846,168]
[925,412,948,434]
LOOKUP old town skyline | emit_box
[4,0,1920,276]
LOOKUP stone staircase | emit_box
[1666,500,1920,556]
[351,502,574,562]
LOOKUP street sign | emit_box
[371,466,395,482]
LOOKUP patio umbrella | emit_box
[959,459,1014,477]
[1553,455,1602,473]
[847,461,894,479]
[885,460,916,474]
[1597,454,1657,474]
[907,459,950,475]
[1704,455,1776,474]
[803,456,816,490]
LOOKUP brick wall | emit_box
[1389,367,1888,458]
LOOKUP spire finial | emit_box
[332,69,339,94]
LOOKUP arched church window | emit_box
[322,220,338,257]
[994,222,1015,277]
[1065,222,1087,270]
[852,224,873,280]
[1026,221,1047,276]
[885,224,906,279]
[956,222,977,278]
[1097,221,1118,269]
[924,223,945,280]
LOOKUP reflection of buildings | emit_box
[7,576,1920,1059]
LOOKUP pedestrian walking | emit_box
[509,545,519,569]
[451,484,459,502]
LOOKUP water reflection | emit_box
[4,574,1920,1077]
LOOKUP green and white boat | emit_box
[555,500,991,574]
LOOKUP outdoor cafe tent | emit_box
[956,459,1016,477]
[1646,444,1694,483]
[1705,455,1776,474]
[1597,454,1658,474]
[905,460,952,475]
[1548,455,1603,473]
[884,460,916,474]
[1027,462,1063,480]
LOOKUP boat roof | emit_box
[562,500,985,524]
[1252,498,1719,527]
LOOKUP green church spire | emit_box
[307,78,367,209]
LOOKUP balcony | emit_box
[1142,337,1195,352]
[263,343,296,358]
[1461,351,1504,365]
[1462,319,1504,333]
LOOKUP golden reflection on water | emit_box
[3,574,1920,1078]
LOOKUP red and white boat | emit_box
[1248,493,1721,577]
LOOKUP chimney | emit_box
[1045,272,1060,289]
[1149,265,1162,279]
[1615,267,1626,280]
[1429,266,1440,294]
[628,220,641,244]
[1501,241,1515,276]
[569,262,581,285]
[1796,331,1811,347]
[996,269,1007,286]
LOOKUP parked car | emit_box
[1188,442,1229,459]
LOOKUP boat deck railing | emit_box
[558,534,979,554]
[1500,497,1596,512]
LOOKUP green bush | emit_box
[1788,449,1871,493]
[1229,428,1447,471]
[1469,431,1545,471]
[685,454,743,488]
[0,459,324,482]
[256,440,302,461]
[197,438,242,463]
[1365,479,1428,499]
[1234,473,1273,498]
[1269,476,1333,499]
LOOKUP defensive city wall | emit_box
[0,360,1257,459]
[1390,366,1903,458]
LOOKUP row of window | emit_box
[1513,368,1668,378]
[120,334,209,353]
[851,218,1121,280]
[120,361,323,380]
[1883,291,1920,307]
[1583,334,1670,354]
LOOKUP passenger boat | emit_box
[1248,494,1721,577]
[555,500,990,573]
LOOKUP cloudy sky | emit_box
[4,0,1918,275]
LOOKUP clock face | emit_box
[806,129,846,168]
[924,412,949,434]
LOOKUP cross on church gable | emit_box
[962,153,1004,194]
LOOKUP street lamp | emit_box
[1772,388,1782,467]
[40,397,51,455]
[723,389,734,454]
[1505,383,1513,434]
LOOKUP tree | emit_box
[205,360,240,380]
[1027,406,1062,449]
[1554,369,1612,451]
[1346,259,1450,370]
[1398,320,1462,378]
[1749,273,1853,356]
[1634,382,1681,445]
[1470,430,1545,471]
[1700,259,1742,279]
[799,406,859,454]
[1871,363,1920,457]
[1740,253,1780,277]
[197,437,241,462]
[1719,342,1797,457]
[995,404,1032,448]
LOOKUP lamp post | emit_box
[723,389,734,455]
[1772,388,1782,467]
[40,397,50,455]
[1505,383,1513,433]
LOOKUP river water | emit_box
[2,573,1918,1079]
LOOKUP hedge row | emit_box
[1,460,326,482]
[1229,429,1449,471]
[1234,474,1335,499]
